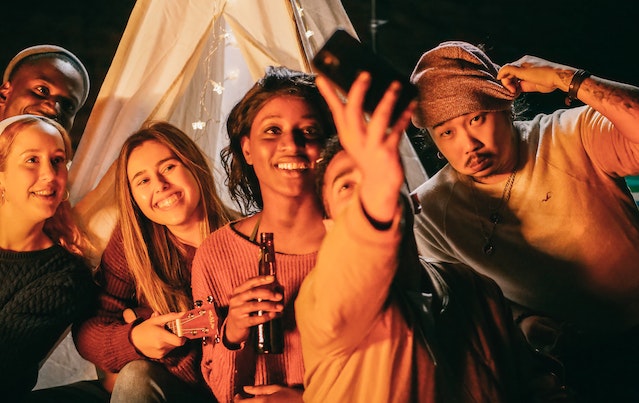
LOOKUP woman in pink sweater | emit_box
[74,122,234,402]
[191,66,335,402]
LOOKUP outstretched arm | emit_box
[297,73,413,345]
[498,55,639,143]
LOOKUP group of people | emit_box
[1,33,638,403]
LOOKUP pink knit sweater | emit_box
[73,226,204,387]
[191,223,315,402]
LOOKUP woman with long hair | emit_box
[191,66,335,402]
[74,121,234,402]
[0,114,95,401]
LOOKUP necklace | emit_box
[469,169,517,255]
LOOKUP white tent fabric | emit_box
[69,0,427,255]
[38,0,428,389]
[69,0,360,253]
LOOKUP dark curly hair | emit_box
[221,66,336,214]
[314,135,343,217]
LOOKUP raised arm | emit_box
[498,55,639,142]
[296,73,414,344]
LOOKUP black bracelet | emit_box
[360,200,394,231]
[564,69,591,106]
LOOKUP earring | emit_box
[436,151,445,160]
[1,189,4,204]
[61,189,70,202]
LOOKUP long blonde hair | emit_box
[115,121,233,314]
[0,115,94,260]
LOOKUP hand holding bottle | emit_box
[224,275,284,346]
[255,232,284,354]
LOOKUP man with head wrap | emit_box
[296,72,566,403]
[410,41,639,402]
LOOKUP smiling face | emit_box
[126,140,203,233]
[0,120,68,225]
[0,57,84,132]
[428,110,517,182]
[240,95,325,202]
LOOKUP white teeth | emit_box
[276,162,310,170]
[156,194,179,209]
[33,190,54,196]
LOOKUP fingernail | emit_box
[359,71,371,81]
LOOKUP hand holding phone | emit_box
[312,29,418,125]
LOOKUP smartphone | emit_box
[312,29,418,125]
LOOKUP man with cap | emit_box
[0,44,90,132]
[410,41,639,402]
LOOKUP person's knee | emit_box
[117,360,156,379]
[111,360,168,403]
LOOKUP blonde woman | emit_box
[74,121,235,402]
[0,114,95,401]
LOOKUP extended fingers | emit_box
[229,277,283,313]
[344,71,370,113]
[316,72,370,143]
[225,291,284,345]
[387,99,416,149]
[229,293,284,316]
[232,275,275,294]
[316,75,346,119]
[497,65,522,95]
[367,80,407,143]
[148,311,184,325]
[227,280,284,327]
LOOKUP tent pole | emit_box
[370,0,387,54]
[287,0,314,72]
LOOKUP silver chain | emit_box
[469,169,517,255]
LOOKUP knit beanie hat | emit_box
[409,41,515,128]
[3,45,90,107]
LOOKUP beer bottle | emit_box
[255,232,284,354]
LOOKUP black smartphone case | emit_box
[312,29,418,125]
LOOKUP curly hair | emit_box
[221,66,336,214]
[314,135,343,217]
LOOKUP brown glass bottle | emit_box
[255,232,284,354]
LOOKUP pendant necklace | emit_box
[469,169,517,256]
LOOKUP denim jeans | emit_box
[110,360,214,403]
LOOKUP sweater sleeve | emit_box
[296,197,402,355]
[72,229,144,372]
[192,232,242,402]
[193,224,310,401]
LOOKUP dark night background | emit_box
[1,0,637,174]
